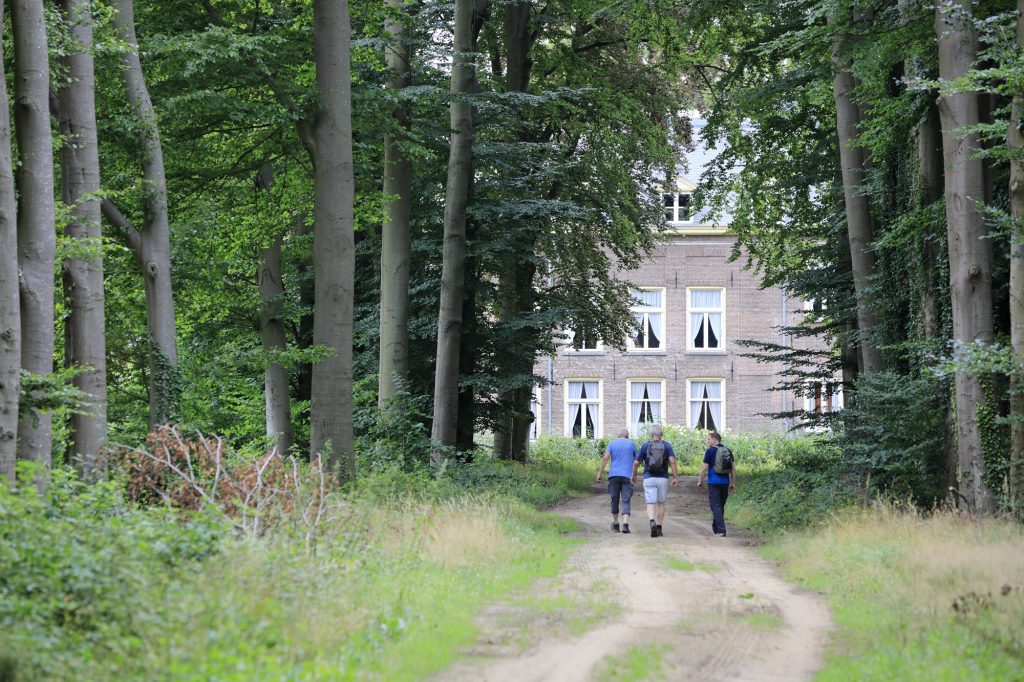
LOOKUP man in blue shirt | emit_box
[596,428,638,533]
[631,425,679,537]
[698,431,736,537]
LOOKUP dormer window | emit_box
[663,192,692,223]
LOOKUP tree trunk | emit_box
[935,0,996,513]
[0,1,20,484]
[303,0,355,482]
[259,233,292,455]
[59,0,107,476]
[113,0,178,428]
[12,0,57,471]
[831,12,884,373]
[1008,0,1024,515]
[431,0,480,462]
[378,0,413,410]
[493,1,536,461]
[919,102,944,340]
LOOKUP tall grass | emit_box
[765,505,1024,680]
[0,466,579,681]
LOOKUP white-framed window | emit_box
[565,379,601,439]
[564,327,602,352]
[627,379,665,438]
[687,378,725,431]
[663,192,692,223]
[803,299,828,313]
[804,380,843,415]
[687,287,725,351]
[628,287,666,351]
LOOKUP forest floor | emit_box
[436,475,833,682]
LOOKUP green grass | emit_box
[594,646,666,682]
[0,460,587,681]
[741,611,784,629]
[664,556,697,571]
[761,507,1024,681]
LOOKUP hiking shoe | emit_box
[650,520,658,537]
[715,532,726,537]
[610,523,620,532]
[621,524,630,534]
[656,525,664,537]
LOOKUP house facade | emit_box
[532,121,839,439]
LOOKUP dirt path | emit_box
[437,476,832,682]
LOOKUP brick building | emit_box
[531,120,839,439]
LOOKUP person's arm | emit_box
[729,465,736,492]
[631,449,641,484]
[595,451,611,482]
[698,462,708,487]
[669,456,679,487]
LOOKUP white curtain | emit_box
[704,381,722,399]
[632,313,645,347]
[569,381,583,400]
[586,404,599,437]
[583,381,598,398]
[709,400,722,430]
[690,289,722,309]
[568,381,582,436]
[647,313,662,348]
[689,400,701,427]
[707,312,723,348]
[690,313,704,346]
[629,381,644,432]
[633,289,662,309]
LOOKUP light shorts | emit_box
[643,476,669,504]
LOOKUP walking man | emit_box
[697,431,735,537]
[596,428,638,533]
[631,425,679,537]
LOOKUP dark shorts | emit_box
[608,476,633,516]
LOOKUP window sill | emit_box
[625,350,669,356]
[563,350,606,356]
[684,350,728,356]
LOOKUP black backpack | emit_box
[646,440,668,475]
[713,444,734,475]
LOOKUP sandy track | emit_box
[436,476,832,682]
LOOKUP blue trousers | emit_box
[708,483,729,535]
[608,476,633,516]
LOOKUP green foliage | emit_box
[0,467,228,681]
[836,370,951,505]
[729,442,858,533]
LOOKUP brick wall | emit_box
[533,234,811,437]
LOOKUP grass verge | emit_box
[0,453,590,681]
[762,505,1024,680]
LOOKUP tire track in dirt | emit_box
[436,476,832,682]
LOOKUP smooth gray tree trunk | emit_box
[0,1,21,484]
[12,0,57,470]
[1008,0,1024,514]
[378,0,413,410]
[59,0,107,476]
[113,0,178,428]
[302,0,355,482]
[259,233,292,455]
[831,12,884,373]
[935,0,996,513]
[431,0,479,463]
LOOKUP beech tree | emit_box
[105,0,178,429]
[12,0,57,469]
[378,0,414,410]
[431,0,484,461]
[830,8,884,373]
[303,0,356,481]
[0,1,20,483]
[935,0,996,512]
[59,0,107,475]
[1009,0,1024,511]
